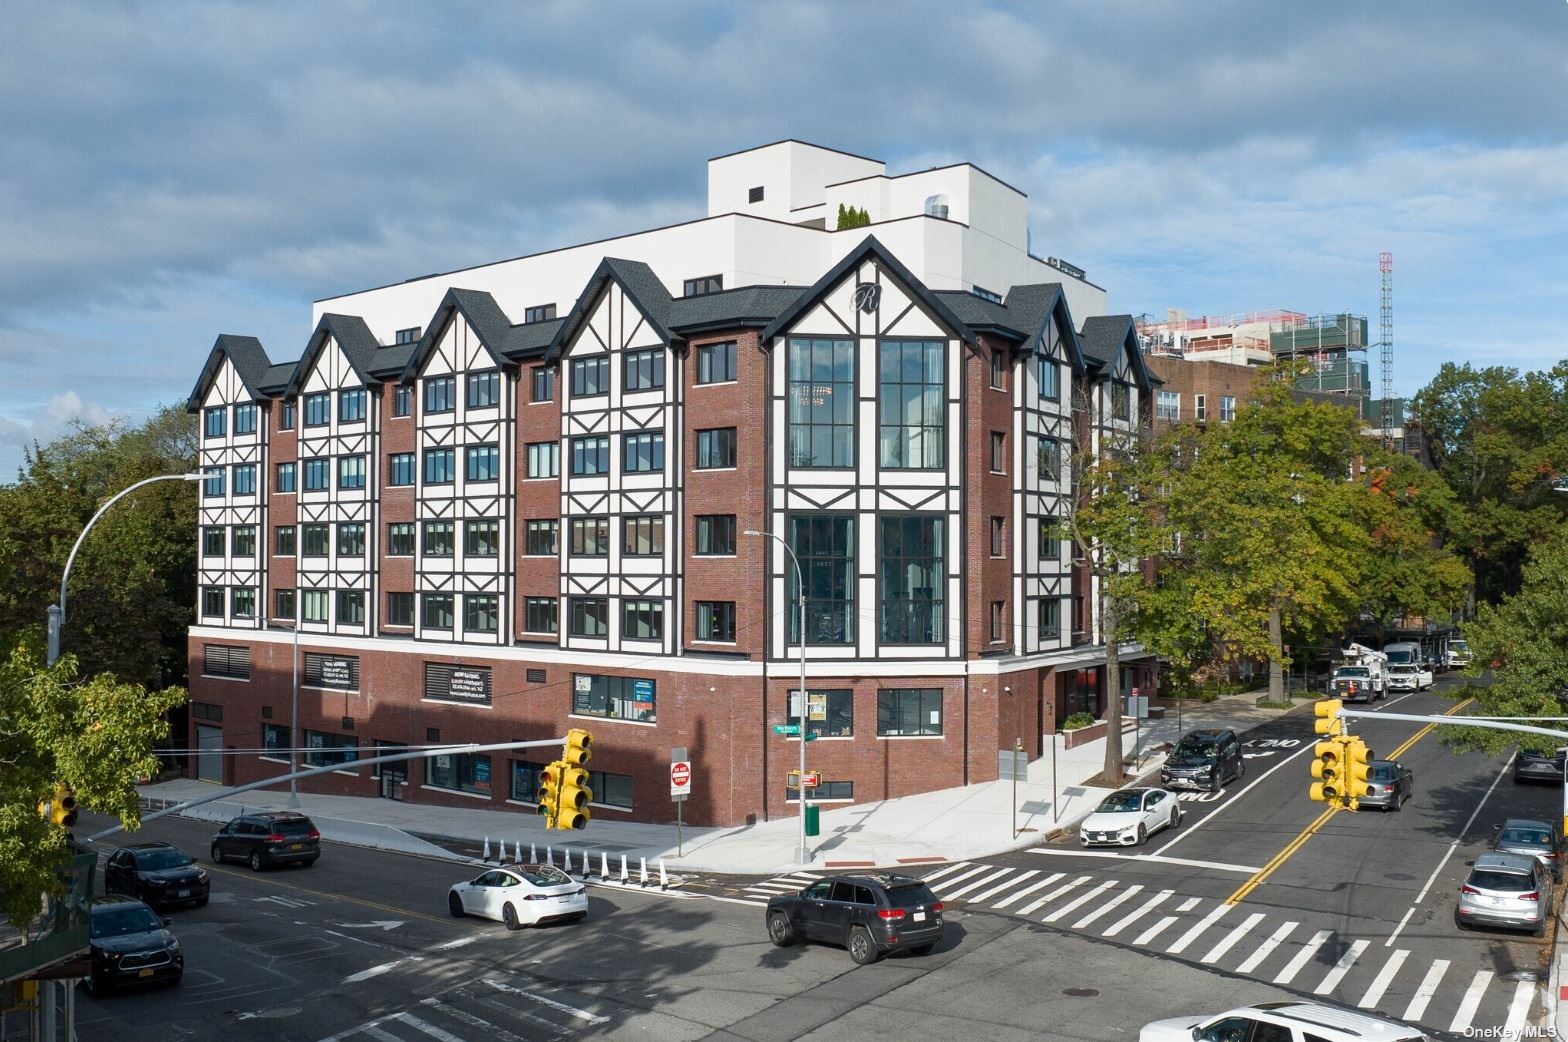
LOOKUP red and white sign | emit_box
[800,771,820,789]
[670,760,692,796]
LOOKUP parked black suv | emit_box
[83,896,183,994]
[104,842,209,908]
[766,873,944,965]
[1161,728,1244,793]
[211,811,320,870]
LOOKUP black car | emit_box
[211,810,321,870]
[1160,728,1244,793]
[1513,748,1566,785]
[104,843,210,908]
[766,873,944,965]
[83,896,182,994]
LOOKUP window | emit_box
[695,514,736,556]
[531,367,554,402]
[202,467,225,498]
[232,464,257,495]
[748,185,764,203]
[623,515,664,556]
[1038,518,1060,561]
[232,526,256,557]
[262,723,288,754]
[623,349,664,392]
[395,326,421,345]
[990,348,1007,390]
[393,385,411,417]
[423,520,454,557]
[467,370,500,408]
[301,524,329,557]
[275,462,296,493]
[422,593,454,629]
[1156,390,1180,422]
[789,514,854,645]
[989,431,1006,473]
[1036,437,1061,482]
[279,402,296,430]
[274,525,295,556]
[526,441,559,478]
[622,431,664,473]
[524,597,558,634]
[230,587,256,618]
[1038,355,1060,400]
[878,688,943,736]
[274,588,295,621]
[524,520,558,556]
[571,435,610,476]
[337,590,365,624]
[424,376,456,413]
[301,589,329,623]
[204,407,226,439]
[569,597,609,637]
[570,356,608,397]
[200,586,224,617]
[427,752,490,794]
[683,275,722,297]
[524,304,556,324]
[990,516,1005,557]
[879,516,944,644]
[695,600,735,642]
[1195,394,1207,422]
[973,285,1002,304]
[787,337,855,468]
[387,592,414,626]
[794,688,853,738]
[878,339,945,469]
[569,517,610,557]
[337,455,366,490]
[304,729,360,768]
[388,452,415,486]
[303,457,330,491]
[304,392,330,427]
[337,522,365,556]
[1112,383,1131,422]
[233,403,257,435]
[387,523,415,556]
[464,594,499,633]
[572,673,655,722]
[1220,395,1236,422]
[424,447,455,484]
[465,444,500,482]
[990,600,1005,641]
[464,519,500,557]
[695,427,736,469]
[696,341,737,384]
[622,599,663,640]
[339,388,367,423]
[786,779,852,802]
[589,770,633,809]
[1038,597,1061,640]
[511,760,545,802]
[202,527,225,558]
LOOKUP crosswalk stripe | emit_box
[1175,897,1201,912]
[1017,875,1089,917]
[1403,959,1448,1023]
[946,868,1016,900]
[1200,912,1264,965]
[920,862,975,885]
[1503,980,1536,1036]
[1074,885,1142,930]
[1235,921,1296,975]
[990,872,1061,910]
[359,1025,402,1042]
[1273,929,1332,985]
[1043,880,1116,924]
[1103,889,1171,938]
[1449,970,1492,1034]
[1167,903,1230,955]
[970,869,1040,904]
[1133,915,1178,947]
[931,864,993,894]
[1355,949,1407,1009]
[743,882,803,893]
[1312,939,1368,996]
[393,1011,468,1042]
[419,998,529,1042]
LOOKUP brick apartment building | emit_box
[185,141,1157,827]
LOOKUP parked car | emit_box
[1080,787,1182,847]
[1356,760,1413,812]
[1385,663,1433,692]
[1457,852,1552,937]
[104,843,209,908]
[83,896,183,995]
[1513,748,1566,785]
[766,873,943,965]
[1491,818,1564,882]
[1160,729,1244,793]
[1139,1000,1424,1041]
[211,810,320,870]
[447,864,588,929]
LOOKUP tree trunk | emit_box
[1268,601,1285,702]
[1102,586,1124,783]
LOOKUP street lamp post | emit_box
[744,528,810,865]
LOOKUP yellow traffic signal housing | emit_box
[537,761,564,828]
[1309,738,1346,802]
[556,764,593,830]
[562,728,593,768]
[1313,699,1344,737]
[1343,739,1375,808]
[38,784,78,829]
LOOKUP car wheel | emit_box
[768,912,796,947]
[211,844,223,864]
[502,903,522,931]
[908,943,935,956]
[848,926,880,965]
[448,892,465,917]
[1208,775,1221,793]
[1135,824,1147,846]
[249,851,263,872]
[1169,807,1180,830]
[1535,919,1547,939]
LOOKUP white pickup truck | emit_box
[1329,643,1389,702]
[1447,638,1473,669]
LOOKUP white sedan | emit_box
[1079,787,1182,847]
[448,864,588,929]
[1386,663,1434,691]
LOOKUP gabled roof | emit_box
[502,318,566,362]
[546,258,674,363]
[1079,314,1154,389]
[257,361,297,395]
[369,344,416,379]
[398,288,515,382]
[283,313,381,397]
[1005,283,1089,376]
[186,334,273,412]
[668,285,804,335]
[759,236,974,345]
[932,292,1021,339]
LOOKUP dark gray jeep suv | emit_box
[766,873,944,964]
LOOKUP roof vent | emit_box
[925,194,950,220]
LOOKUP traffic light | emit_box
[1343,738,1375,811]
[1314,699,1344,737]
[1309,738,1347,803]
[562,728,592,767]
[556,765,593,830]
[537,761,564,829]
[37,784,78,830]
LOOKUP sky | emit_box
[2,1,1565,478]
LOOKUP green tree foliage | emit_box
[836,204,870,230]
[0,643,185,930]
[1353,453,1471,632]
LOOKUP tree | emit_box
[0,642,184,931]
[836,204,869,230]
[1352,452,1471,634]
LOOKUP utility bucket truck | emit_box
[1329,643,1388,703]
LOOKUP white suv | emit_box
[1140,1001,1427,1042]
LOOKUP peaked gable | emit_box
[546,257,674,363]
[1079,314,1153,390]
[284,313,380,397]
[1004,283,1089,376]
[398,287,515,382]
[186,334,272,412]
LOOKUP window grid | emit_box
[524,520,559,556]
[695,600,735,642]
[424,376,456,414]
[622,515,664,557]
[569,517,610,557]
[568,597,609,637]
[623,349,664,392]
[467,371,501,409]
[788,514,854,645]
[464,519,500,557]
[570,356,608,397]
[877,688,943,736]
[878,515,944,644]
[787,337,855,468]
[622,431,664,473]
[696,341,737,384]
[878,339,945,469]
[571,435,610,476]
[423,521,455,557]
[694,514,736,556]
[387,523,415,556]
[621,599,663,641]
[527,441,559,478]
[274,525,295,556]
[524,597,558,634]
[695,427,736,469]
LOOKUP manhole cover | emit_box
[1063,987,1099,998]
[1384,872,1415,881]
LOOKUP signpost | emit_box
[670,747,690,857]
[999,740,1028,838]
[772,724,816,740]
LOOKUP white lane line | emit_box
[1154,743,1316,855]
[971,869,1040,904]
[392,1011,468,1042]
[1134,915,1178,947]
[482,978,610,1025]
[1074,884,1143,930]
[431,936,478,952]
[1356,949,1408,1009]
[360,1026,402,1042]
[1104,889,1171,938]
[1273,929,1332,985]
[1200,912,1264,965]
[1026,849,1262,874]
[931,864,993,894]
[1313,939,1369,996]
[1167,904,1230,955]
[946,868,1017,900]
[1176,897,1201,912]
[473,993,574,1036]
[1017,875,1089,917]
[418,999,528,1042]
[1235,921,1297,975]
[1448,970,1493,1034]
[1503,980,1536,1036]
[1043,881,1117,924]
[1403,959,1449,1023]
[991,872,1061,910]
[344,957,418,984]
[920,862,976,885]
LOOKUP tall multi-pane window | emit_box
[386,592,414,626]
[1112,383,1131,422]
[275,462,296,493]
[203,467,224,498]
[339,389,367,423]
[990,600,1006,640]
[337,455,366,490]
[524,520,558,555]
[1038,597,1061,640]
[275,588,296,620]
[387,523,415,556]
[989,516,1005,557]
[1155,390,1180,422]
[465,444,500,481]
[1220,395,1236,422]
[232,464,257,496]
[623,515,663,556]
[695,428,736,469]
[422,593,454,629]
[232,526,256,557]
[231,587,256,618]
[570,356,608,397]
[696,341,736,384]
[694,515,735,556]
[622,431,663,473]
[464,594,499,633]
[279,401,296,430]
[989,431,1006,472]
[393,385,411,417]
[388,452,415,486]
[787,338,855,468]
[623,349,664,391]
[200,587,225,617]
[1038,517,1060,561]
[233,404,257,434]
[423,521,455,557]
[570,436,610,476]
[878,688,943,736]
[303,392,330,426]
[531,367,554,402]
[568,597,609,637]
[204,408,226,439]
[337,523,366,556]
[1195,394,1207,422]
[301,589,329,623]
[569,517,610,557]
[424,376,456,413]
[202,527,225,557]
[424,447,455,484]
[274,525,295,556]
[1038,355,1060,400]
[1036,437,1061,482]
[467,370,500,408]
[878,339,944,468]
[303,457,330,491]
[879,516,944,644]
[989,348,1007,390]
[695,601,735,642]
[524,598,557,634]
[526,441,559,478]
[301,524,329,557]
[622,599,663,640]
[788,514,854,645]
[464,520,500,557]
[337,590,365,625]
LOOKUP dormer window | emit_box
[524,304,556,324]
[395,327,421,345]
[683,275,722,297]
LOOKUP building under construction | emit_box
[1137,308,1372,399]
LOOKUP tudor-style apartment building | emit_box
[186,141,1155,827]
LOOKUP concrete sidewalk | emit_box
[138,691,1304,877]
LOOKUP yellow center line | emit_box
[1226,696,1475,906]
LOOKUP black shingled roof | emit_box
[257,361,297,394]
[501,318,565,361]
[397,288,517,382]
[1079,314,1155,387]
[547,258,675,362]
[668,285,804,334]
[186,334,273,412]
[285,314,381,396]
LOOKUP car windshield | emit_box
[1500,828,1553,847]
[519,866,569,886]
[91,905,162,938]
[1371,765,1396,781]
[886,885,939,909]
[1451,640,1469,651]
[1338,667,1370,677]
[1470,870,1534,892]
[1390,665,1416,674]
[1097,792,1143,813]
[270,818,314,836]
[135,849,191,871]
[1173,737,1217,758]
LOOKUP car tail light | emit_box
[931,902,943,914]
[1461,885,1480,896]
[523,894,547,901]
[878,908,905,921]
[307,829,321,841]
[265,833,286,844]
[1521,891,1540,902]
